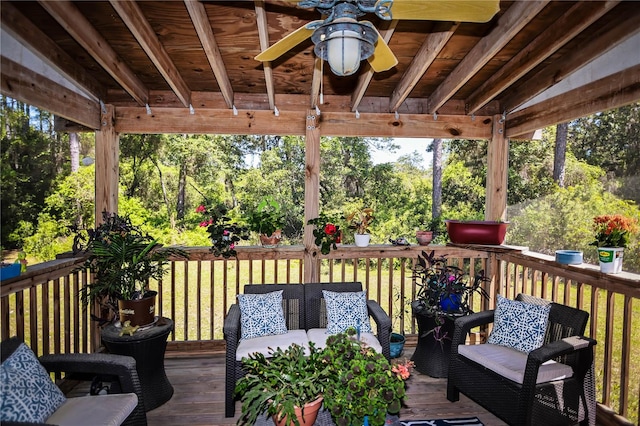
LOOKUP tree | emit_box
[553,122,568,187]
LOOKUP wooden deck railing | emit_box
[1,244,638,424]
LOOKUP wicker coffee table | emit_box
[101,317,174,411]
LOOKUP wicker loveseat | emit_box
[223,282,391,417]
[447,294,597,425]
[1,336,147,426]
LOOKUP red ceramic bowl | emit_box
[445,220,509,245]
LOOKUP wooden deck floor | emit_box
[144,349,508,426]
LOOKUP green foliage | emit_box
[235,342,329,426]
[75,212,188,317]
[322,329,407,426]
[244,196,285,237]
[196,204,249,258]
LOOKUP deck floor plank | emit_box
[143,350,507,426]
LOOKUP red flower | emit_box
[195,205,206,214]
[324,223,337,235]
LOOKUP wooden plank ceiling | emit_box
[1,0,639,139]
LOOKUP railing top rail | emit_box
[497,249,640,297]
[0,256,85,297]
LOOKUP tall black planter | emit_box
[411,313,457,378]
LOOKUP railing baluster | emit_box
[603,290,615,407]
[620,295,632,419]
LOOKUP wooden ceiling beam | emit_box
[501,5,640,113]
[38,0,149,106]
[466,0,619,115]
[506,64,640,137]
[1,2,105,101]
[114,106,492,139]
[389,22,458,113]
[427,0,549,114]
[1,56,100,129]
[351,20,397,112]
[184,0,234,109]
[254,0,275,110]
[109,0,192,108]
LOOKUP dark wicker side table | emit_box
[101,317,174,412]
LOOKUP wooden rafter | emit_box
[254,0,275,110]
[506,65,640,137]
[351,20,397,112]
[389,22,458,113]
[501,6,640,113]
[1,56,100,129]
[109,0,192,108]
[466,0,620,114]
[184,0,234,109]
[114,106,493,139]
[37,0,149,106]
[1,2,105,101]
[427,0,549,114]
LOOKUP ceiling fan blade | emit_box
[364,23,398,72]
[255,21,321,62]
[380,0,500,23]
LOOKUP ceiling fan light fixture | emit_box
[312,20,377,77]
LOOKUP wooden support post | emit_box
[94,104,119,223]
[485,114,508,221]
[304,111,320,283]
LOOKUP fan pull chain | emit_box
[320,46,324,105]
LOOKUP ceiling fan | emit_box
[255,0,500,76]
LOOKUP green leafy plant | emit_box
[346,207,374,235]
[410,250,489,319]
[245,196,285,237]
[196,203,249,258]
[75,211,187,315]
[235,342,329,426]
[591,214,638,248]
[307,215,342,255]
[322,328,410,426]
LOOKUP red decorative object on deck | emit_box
[445,220,509,245]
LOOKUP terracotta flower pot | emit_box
[415,230,433,246]
[272,396,323,426]
[260,230,282,248]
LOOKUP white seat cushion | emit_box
[458,343,573,384]
[306,328,383,354]
[236,329,309,360]
[46,393,138,426]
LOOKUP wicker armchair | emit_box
[447,294,597,425]
[1,336,147,426]
[223,282,391,417]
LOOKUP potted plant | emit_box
[445,219,509,245]
[322,328,412,426]
[245,196,285,247]
[346,207,374,247]
[76,211,187,327]
[590,214,638,273]
[196,203,249,258]
[415,216,444,246]
[307,215,342,255]
[409,250,489,377]
[235,342,329,426]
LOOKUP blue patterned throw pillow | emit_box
[487,294,551,353]
[323,290,373,334]
[238,290,288,340]
[0,343,66,423]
